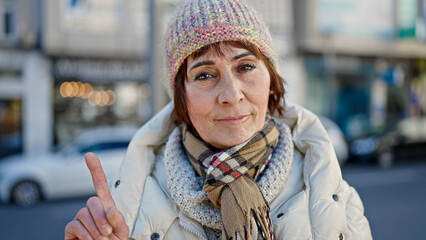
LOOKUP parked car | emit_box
[0,126,137,206]
[349,117,426,167]
[319,116,349,166]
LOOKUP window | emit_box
[0,1,16,42]
[0,99,22,159]
[78,141,129,154]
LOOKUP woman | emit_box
[65,0,372,239]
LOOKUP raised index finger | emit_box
[85,152,115,209]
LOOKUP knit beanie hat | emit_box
[165,0,277,88]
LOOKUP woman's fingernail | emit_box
[101,224,112,235]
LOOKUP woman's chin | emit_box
[208,133,253,150]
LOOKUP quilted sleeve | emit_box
[343,181,373,240]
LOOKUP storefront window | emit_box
[0,99,22,159]
[304,56,375,140]
[52,57,151,146]
[334,74,371,140]
[54,80,151,146]
[411,60,426,117]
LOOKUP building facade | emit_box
[0,0,52,158]
[2,0,425,162]
[295,0,426,141]
[43,0,157,145]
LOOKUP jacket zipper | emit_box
[179,221,208,240]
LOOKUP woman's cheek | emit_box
[187,89,211,120]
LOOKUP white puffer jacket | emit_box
[109,101,372,240]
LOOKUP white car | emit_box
[319,116,349,166]
[0,126,137,206]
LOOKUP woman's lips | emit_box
[216,115,250,125]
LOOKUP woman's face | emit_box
[185,43,271,149]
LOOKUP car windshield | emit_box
[55,142,78,155]
[77,141,129,154]
[55,126,137,156]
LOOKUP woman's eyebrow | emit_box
[189,51,253,71]
[189,60,214,71]
[232,51,253,61]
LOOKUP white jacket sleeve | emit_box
[343,181,373,240]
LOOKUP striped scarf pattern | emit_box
[183,119,279,240]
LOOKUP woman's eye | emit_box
[238,64,256,72]
[195,72,213,81]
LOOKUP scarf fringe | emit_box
[222,207,273,240]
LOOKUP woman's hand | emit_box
[65,153,129,240]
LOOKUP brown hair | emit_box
[171,41,285,126]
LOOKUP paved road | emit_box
[342,161,426,239]
[0,197,86,240]
[0,161,425,240]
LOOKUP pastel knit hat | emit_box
[165,0,277,88]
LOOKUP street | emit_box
[1,161,426,240]
[342,161,426,239]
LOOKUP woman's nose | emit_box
[218,73,244,105]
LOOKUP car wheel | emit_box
[11,180,42,207]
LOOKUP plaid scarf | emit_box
[183,119,279,240]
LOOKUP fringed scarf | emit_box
[182,119,279,240]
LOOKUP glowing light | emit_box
[71,81,79,97]
[65,82,73,97]
[82,83,93,98]
[101,91,109,106]
[88,91,97,106]
[60,81,116,107]
[76,81,85,97]
[59,82,68,97]
[95,91,102,106]
[106,90,116,105]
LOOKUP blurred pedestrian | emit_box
[65,0,372,239]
